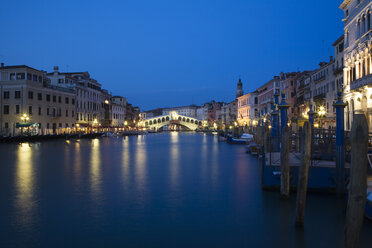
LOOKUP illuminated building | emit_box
[340,0,372,130]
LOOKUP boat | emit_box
[246,141,259,155]
[226,133,254,145]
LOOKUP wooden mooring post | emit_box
[295,121,311,227]
[345,114,368,248]
[280,125,290,198]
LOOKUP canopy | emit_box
[16,123,39,128]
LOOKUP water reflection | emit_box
[210,135,219,187]
[169,132,180,190]
[121,138,130,192]
[14,143,36,229]
[90,139,101,202]
[73,141,82,189]
[134,136,147,204]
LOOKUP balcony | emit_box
[350,74,372,91]
[313,92,326,101]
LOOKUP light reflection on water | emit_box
[169,132,179,191]
[14,143,36,229]
[90,139,101,203]
[134,135,147,206]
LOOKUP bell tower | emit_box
[236,78,244,98]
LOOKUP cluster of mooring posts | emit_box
[254,90,369,247]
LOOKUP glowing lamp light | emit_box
[314,123,319,128]
[104,100,109,104]
[124,121,128,126]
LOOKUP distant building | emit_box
[216,100,237,126]
[309,58,336,128]
[162,105,198,117]
[111,96,126,127]
[237,91,258,126]
[0,64,76,135]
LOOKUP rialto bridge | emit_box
[143,112,202,131]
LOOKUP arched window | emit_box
[362,15,366,34]
[368,11,371,31]
[357,19,361,37]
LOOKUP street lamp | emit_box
[317,105,326,128]
[20,113,29,123]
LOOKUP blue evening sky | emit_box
[0,0,344,110]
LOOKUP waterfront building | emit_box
[333,35,345,91]
[340,0,372,130]
[294,71,314,126]
[203,100,223,125]
[308,58,337,128]
[237,91,258,126]
[216,100,237,127]
[47,66,105,128]
[279,72,301,122]
[111,96,126,127]
[257,78,280,121]
[0,64,76,135]
[125,103,140,127]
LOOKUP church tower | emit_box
[236,78,244,98]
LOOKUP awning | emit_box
[16,123,39,128]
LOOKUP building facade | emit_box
[47,66,105,128]
[340,0,372,130]
[0,64,76,135]
[237,91,258,126]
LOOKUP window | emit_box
[47,123,50,129]
[72,99,75,105]
[65,97,69,104]
[5,122,8,128]
[38,93,42,100]
[58,79,64,84]
[38,107,41,115]
[28,91,33,99]
[66,123,69,128]
[15,91,21,99]
[10,73,15,80]
[32,74,38,82]
[27,73,32,80]
[46,94,50,102]
[53,95,56,102]
[3,91,9,99]
[72,110,74,117]
[3,105,9,115]
[29,106,32,115]
[16,73,25,80]
[58,96,61,103]
[15,105,20,114]
[47,108,50,115]
[59,123,62,128]
[38,76,42,83]
[66,109,68,117]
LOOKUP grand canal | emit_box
[0,132,371,247]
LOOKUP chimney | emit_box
[53,66,59,73]
[1,62,4,68]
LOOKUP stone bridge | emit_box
[144,112,202,131]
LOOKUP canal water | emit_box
[0,132,371,248]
